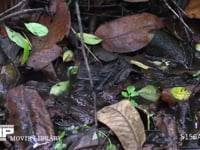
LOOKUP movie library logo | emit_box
[0,125,60,142]
[0,125,14,141]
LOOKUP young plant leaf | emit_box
[130,99,138,107]
[77,33,102,45]
[50,81,70,96]
[21,39,30,65]
[138,85,160,101]
[25,22,48,37]
[193,70,200,77]
[5,26,28,48]
[170,87,191,101]
[106,143,117,150]
[63,50,74,62]
[127,85,139,97]
[121,91,129,98]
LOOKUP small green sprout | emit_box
[54,131,67,150]
[63,50,74,62]
[121,85,155,130]
[67,65,79,78]
[121,85,139,107]
[97,131,117,150]
[193,70,200,78]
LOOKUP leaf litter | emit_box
[1,0,200,149]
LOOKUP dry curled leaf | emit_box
[185,0,200,19]
[95,13,163,53]
[97,100,146,150]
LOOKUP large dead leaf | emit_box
[185,0,200,19]
[38,0,71,45]
[27,0,70,70]
[27,44,62,70]
[95,13,163,53]
[97,100,146,150]
[6,85,54,149]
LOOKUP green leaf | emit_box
[106,143,117,150]
[138,85,160,102]
[77,33,102,45]
[21,39,30,65]
[54,141,67,150]
[193,70,200,77]
[5,26,29,49]
[50,81,70,96]
[63,50,74,62]
[127,86,139,97]
[25,22,48,37]
[130,99,138,107]
[127,86,135,93]
[98,131,106,139]
[59,131,66,139]
[121,91,129,98]
[67,66,79,78]
[195,43,200,52]
[170,87,191,101]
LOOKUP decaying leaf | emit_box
[27,0,70,70]
[38,0,71,45]
[6,85,55,149]
[27,44,62,70]
[97,100,146,150]
[95,13,163,53]
[185,0,200,19]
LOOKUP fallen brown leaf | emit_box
[27,44,62,70]
[6,85,54,149]
[27,0,70,70]
[97,100,146,150]
[95,13,163,53]
[185,0,200,19]
[38,0,71,45]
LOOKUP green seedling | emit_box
[63,50,74,62]
[54,131,67,150]
[50,81,70,96]
[67,65,79,78]
[193,70,200,78]
[5,22,48,65]
[121,85,139,107]
[121,85,155,130]
[96,131,117,150]
[77,33,102,45]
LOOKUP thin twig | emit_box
[0,0,26,18]
[163,0,193,34]
[170,0,187,16]
[71,27,101,63]
[0,8,45,23]
[75,1,98,127]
